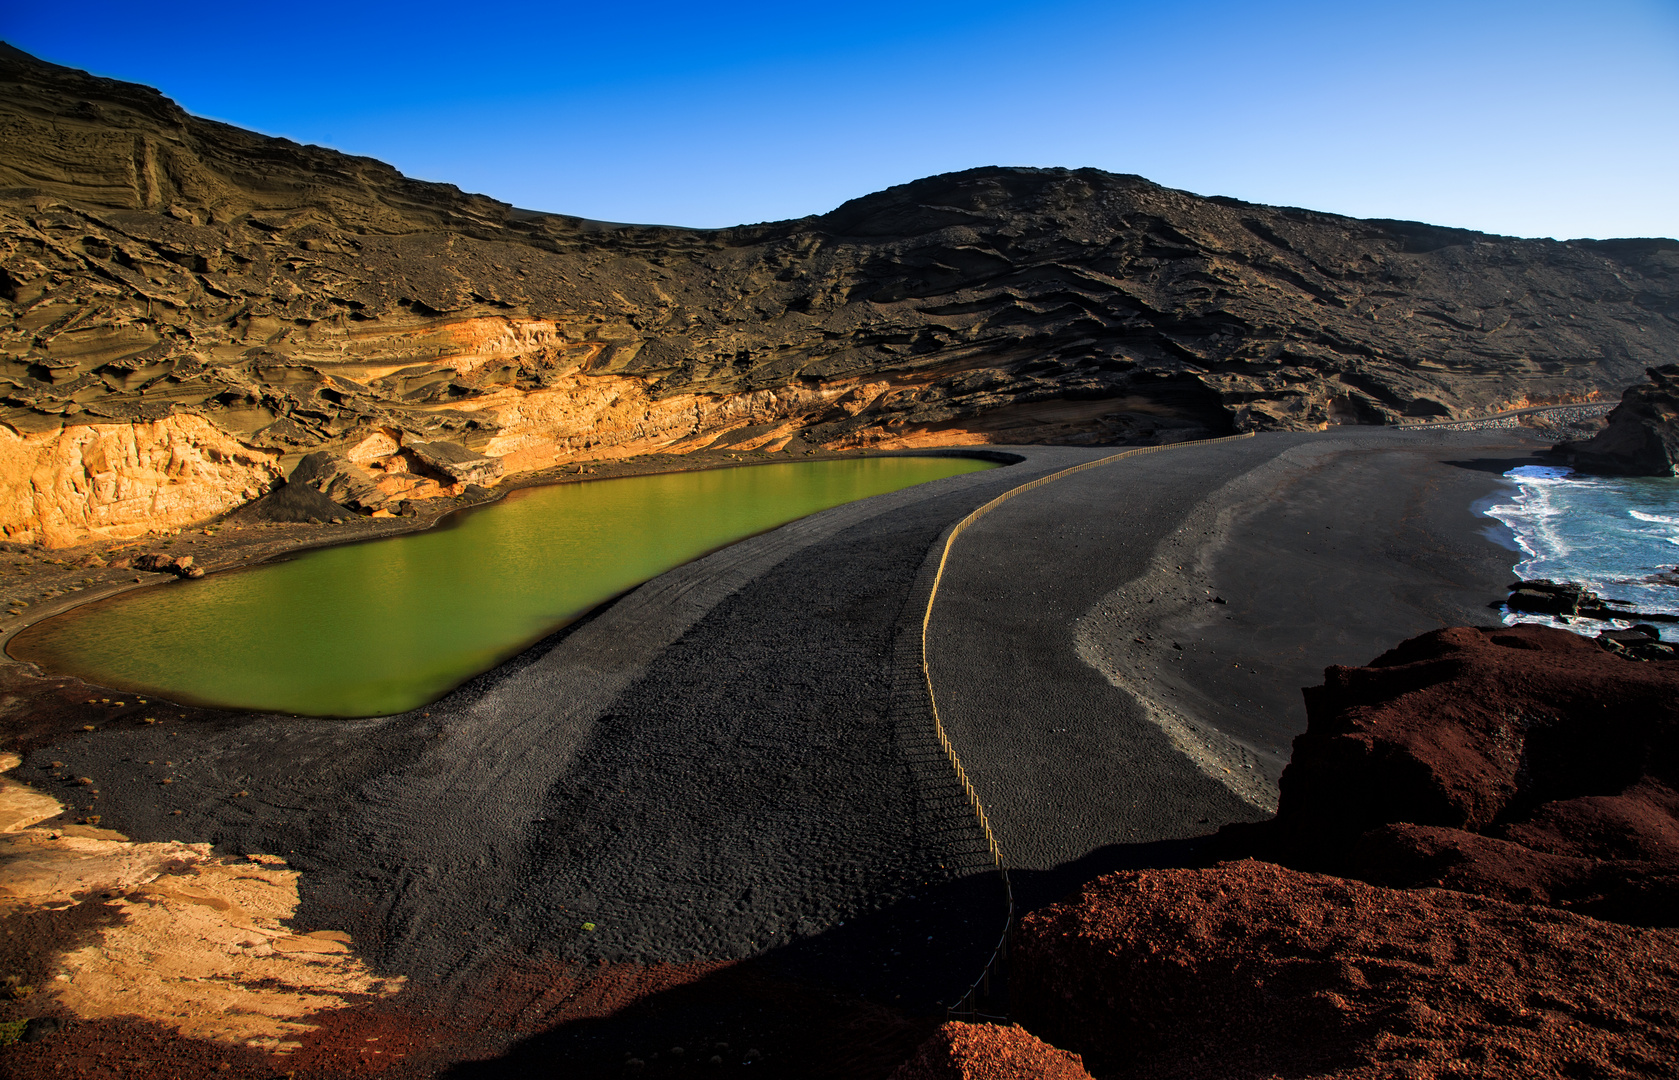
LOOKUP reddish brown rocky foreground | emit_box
[1243,623,1679,926]
[892,624,1679,1078]
[891,1022,1093,1080]
[1012,861,1679,1080]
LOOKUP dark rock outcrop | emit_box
[3,43,1677,544]
[1224,624,1679,925]
[1505,578,1679,626]
[131,552,203,578]
[239,475,354,525]
[1011,861,1679,1080]
[1557,364,1679,475]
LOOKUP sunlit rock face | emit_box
[3,42,1676,545]
[0,414,280,546]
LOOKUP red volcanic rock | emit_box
[891,1022,1093,1080]
[1282,624,1678,838]
[1231,624,1679,924]
[1012,861,1679,1080]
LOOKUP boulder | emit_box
[288,451,387,512]
[131,553,204,579]
[406,441,504,487]
[1556,364,1679,476]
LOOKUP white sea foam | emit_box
[1486,468,1574,573]
[1485,464,1679,642]
[1506,465,1575,482]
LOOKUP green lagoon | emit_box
[10,456,996,717]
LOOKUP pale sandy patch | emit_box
[0,753,402,1053]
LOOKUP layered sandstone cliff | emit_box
[3,43,1676,545]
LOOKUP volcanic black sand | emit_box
[11,448,1105,1010]
[925,426,1544,911]
[1,425,1557,1068]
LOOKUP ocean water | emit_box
[1484,465,1679,641]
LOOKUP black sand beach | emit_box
[926,428,1542,909]
[5,425,1553,1059]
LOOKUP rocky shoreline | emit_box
[5,427,1675,1077]
[0,426,1606,1075]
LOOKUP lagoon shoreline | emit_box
[0,445,936,743]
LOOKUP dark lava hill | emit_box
[2,41,1676,546]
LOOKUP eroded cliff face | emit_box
[0,414,278,546]
[3,43,1676,546]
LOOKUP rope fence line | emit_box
[925,432,1256,1022]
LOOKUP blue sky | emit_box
[5,1,1677,238]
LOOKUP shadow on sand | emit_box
[442,871,1005,1079]
[441,837,1227,1078]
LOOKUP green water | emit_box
[11,456,996,717]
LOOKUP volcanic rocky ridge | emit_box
[897,625,1679,1079]
[3,42,1677,547]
